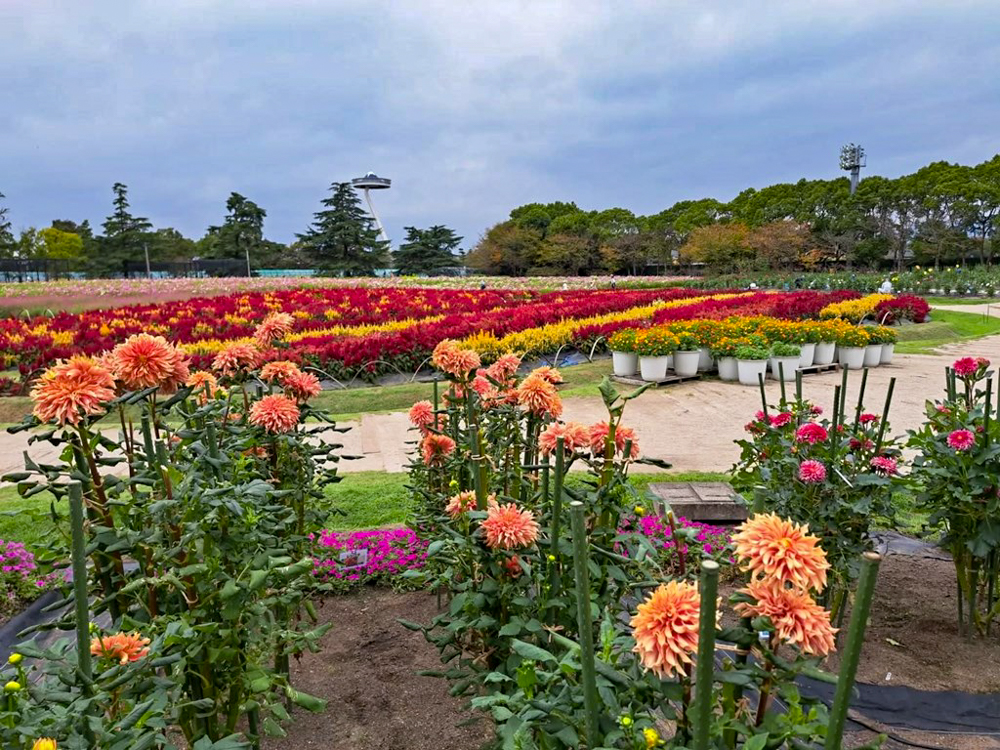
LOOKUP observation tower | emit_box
[351,172,391,244]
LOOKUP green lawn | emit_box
[925,296,1000,305]
[895,309,1000,354]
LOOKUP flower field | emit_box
[0,285,870,391]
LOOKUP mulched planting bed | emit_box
[265,588,492,750]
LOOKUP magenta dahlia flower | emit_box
[798,459,827,484]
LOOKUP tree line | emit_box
[0,182,463,277]
[467,155,1000,275]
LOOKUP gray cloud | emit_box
[2,0,999,250]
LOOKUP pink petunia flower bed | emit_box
[312,528,429,587]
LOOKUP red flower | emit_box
[870,456,898,476]
[794,423,828,444]
[770,412,793,428]
[798,459,826,483]
[952,357,979,378]
[947,429,976,451]
[858,413,879,425]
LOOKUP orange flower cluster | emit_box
[248,393,300,433]
[90,631,151,665]
[421,433,456,466]
[107,333,190,393]
[481,502,539,549]
[431,339,481,379]
[31,356,117,426]
[538,421,591,455]
[630,580,701,679]
[186,370,219,403]
[516,371,563,418]
[588,421,640,459]
[731,513,836,655]
[253,311,294,347]
[212,342,260,377]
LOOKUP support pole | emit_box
[570,501,600,748]
[692,560,719,750]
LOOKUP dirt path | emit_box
[3,332,999,481]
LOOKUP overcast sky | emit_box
[2,1,999,249]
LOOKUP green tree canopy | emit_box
[297,182,389,276]
[394,225,462,275]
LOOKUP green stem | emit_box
[569,501,600,748]
[549,438,565,600]
[825,552,881,750]
[874,377,896,451]
[691,560,719,750]
[854,367,868,424]
[69,483,97,748]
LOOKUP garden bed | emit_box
[264,588,492,750]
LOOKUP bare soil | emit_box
[264,588,492,750]
[828,552,1000,693]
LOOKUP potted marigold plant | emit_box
[878,324,898,364]
[770,341,801,382]
[710,336,743,382]
[837,326,869,370]
[863,327,885,368]
[608,328,639,377]
[796,321,820,368]
[813,321,838,366]
[635,328,678,381]
[736,340,771,386]
[672,330,701,377]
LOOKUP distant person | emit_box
[794,277,803,289]
[748,281,759,291]
[562,282,569,291]
[610,275,617,290]
[479,280,487,291]
[879,278,894,294]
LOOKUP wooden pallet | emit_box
[611,373,702,387]
[796,362,840,375]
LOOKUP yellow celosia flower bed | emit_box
[819,294,894,323]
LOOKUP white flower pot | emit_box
[771,356,799,382]
[839,346,866,370]
[864,344,883,367]
[666,354,674,371]
[813,341,836,365]
[673,350,701,377]
[639,355,669,381]
[737,358,769,386]
[798,342,816,368]
[612,350,638,376]
[717,356,738,381]
[880,343,895,364]
[697,347,714,372]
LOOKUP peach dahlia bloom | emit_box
[732,513,829,593]
[630,581,701,679]
[90,631,151,665]
[735,579,837,656]
[109,333,190,393]
[538,421,591,456]
[481,502,539,549]
[431,340,481,378]
[421,433,456,466]
[31,356,117,426]
[588,421,640,458]
[186,371,219,403]
[531,365,564,385]
[259,360,302,383]
[283,369,322,403]
[408,400,435,430]
[249,394,300,433]
[516,373,563,418]
[253,312,295,347]
[212,342,261,377]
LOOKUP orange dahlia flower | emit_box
[735,579,837,656]
[481,502,539,549]
[283,369,322,403]
[186,371,218,403]
[588,421,640,458]
[516,373,563,418]
[445,490,477,517]
[212,342,260,378]
[249,394,300,433]
[488,354,522,381]
[408,400,435,430]
[431,340,481,378]
[539,421,591,456]
[732,513,829,593]
[421,433,456,466]
[90,631,151,665]
[630,581,702,679]
[253,312,294,347]
[31,356,116,426]
[259,360,302,383]
[531,365,564,385]
[109,333,190,393]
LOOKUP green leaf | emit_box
[511,639,557,664]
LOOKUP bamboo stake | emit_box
[778,363,787,404]
[874,378,896,451]
[570,501,600,748]
[854,367,868,425]
[549,438,566,598]
[69,482,97,748]
[826,552,881,750]
[757,372,768,417]
[692,560,719,750]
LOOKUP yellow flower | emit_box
[8,653,22,665]
[33,739,58,750]
[644,727,661,748]
[634,505,646,517]
[4,680,21,692]
[619,715,633,727]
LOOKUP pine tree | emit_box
[97,183,152,275]
[394,225,463,275]
[205,193,268,265]
[0,192,14,257]
[297,183,389,275]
